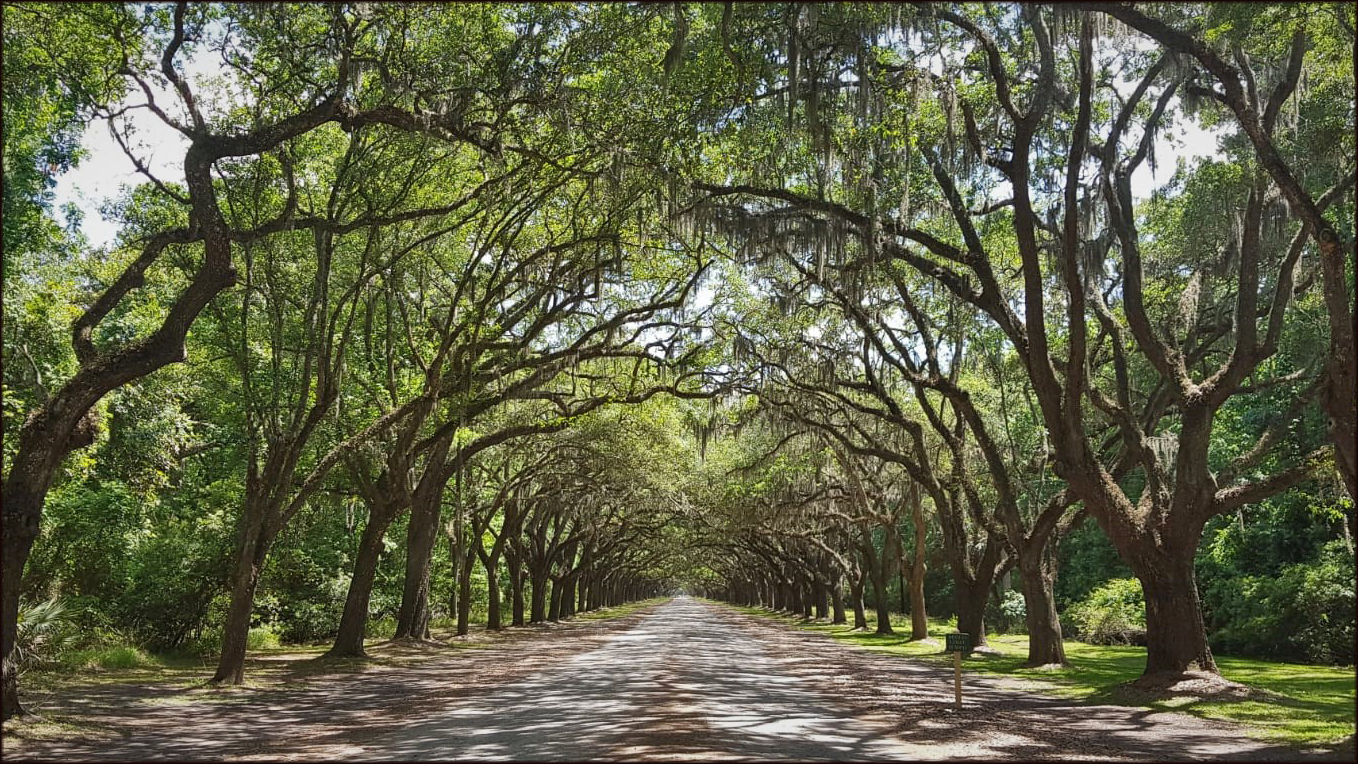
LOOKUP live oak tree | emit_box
[664,2,1352,683]
[3,1,1350,717]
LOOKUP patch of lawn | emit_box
[570,597,668,622]
[728,604,1355,749]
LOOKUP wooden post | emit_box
[946,632,968,711]
[953,650,962,709]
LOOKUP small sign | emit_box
[946,632,971,653]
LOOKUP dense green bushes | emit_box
[1205,540,1355,665]
[1065,579,1147,646]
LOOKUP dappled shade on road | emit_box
[4,598,1336,761]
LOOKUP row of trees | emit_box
[3,1,1352,719]
[670,1,1353,683]
[3,2,720,717]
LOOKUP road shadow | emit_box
[3,598,1348,762]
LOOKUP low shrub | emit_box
[14,597,79,673]
[182,624,281,657]
[999,590,1027,634]
[1065,578,1147,645]
[366,616,398,640]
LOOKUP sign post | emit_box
[945,632,970,710]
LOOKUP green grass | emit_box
[729,605,1355,750]
[570,597,668,622]
[58,644,160,671]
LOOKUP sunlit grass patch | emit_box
[728,603,1355,749]
[59,644,160,671]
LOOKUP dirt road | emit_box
[3,597,1336,761]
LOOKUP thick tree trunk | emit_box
[954,581,989,651]
[830,571,847,624]
[3,403,102,718]
[395,498,439,640]
[211,513,274,684]
[328,503,399,657]
[548,578,563,621]
[907,570,929,641]
[849,570,868,630]
[1018,550,1066,666]
[561,576,577,618]
[1,484,42,719]
[908,493,930,641]
[871,570,894,635]
[529,568,548,623]
[812,578,828,620]
[1135,551,1217,677]
[585,576,599,611]
[456,557,473,637]
[485,562,502,630]
[510,561,526,626]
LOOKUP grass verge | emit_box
[726,604,1355,750]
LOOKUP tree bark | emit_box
[395,495,439,640]
[530,566,548,623]
[1133,544,1217,677]
[485,560,502,630]
[849,568,868,630]
[830,570,847,624]
[509,556,526,626]
[211,510,275,684]
[1018,550,1066,666]
[953,579,989,651]
[327,501,400,657]
[456,554,473,637]
[1,476,44,718]
[548,577,563,621]
[906,487,930,640]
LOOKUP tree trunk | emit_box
[3,403,101,718]
[1135,551,1217,677]
[849,569,868,630]
[871,569,894,635]
[908,493,929,640]
[327,502,399,657]
[1,482,42,719]
[548,578,563,621]
[830,571,847,624]
[510,560,526,626]
[485,561,502,631]
[908,566,929,641]
[395,497,439,640]
[1018,549,1066,666]
[812,578,828,620]
[530,567,548,623]
[561,576,577,618]
[954,581,989,651]
[211,513,274,684]
[456,556,473,637]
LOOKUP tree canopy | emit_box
[3,1,1353,720]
